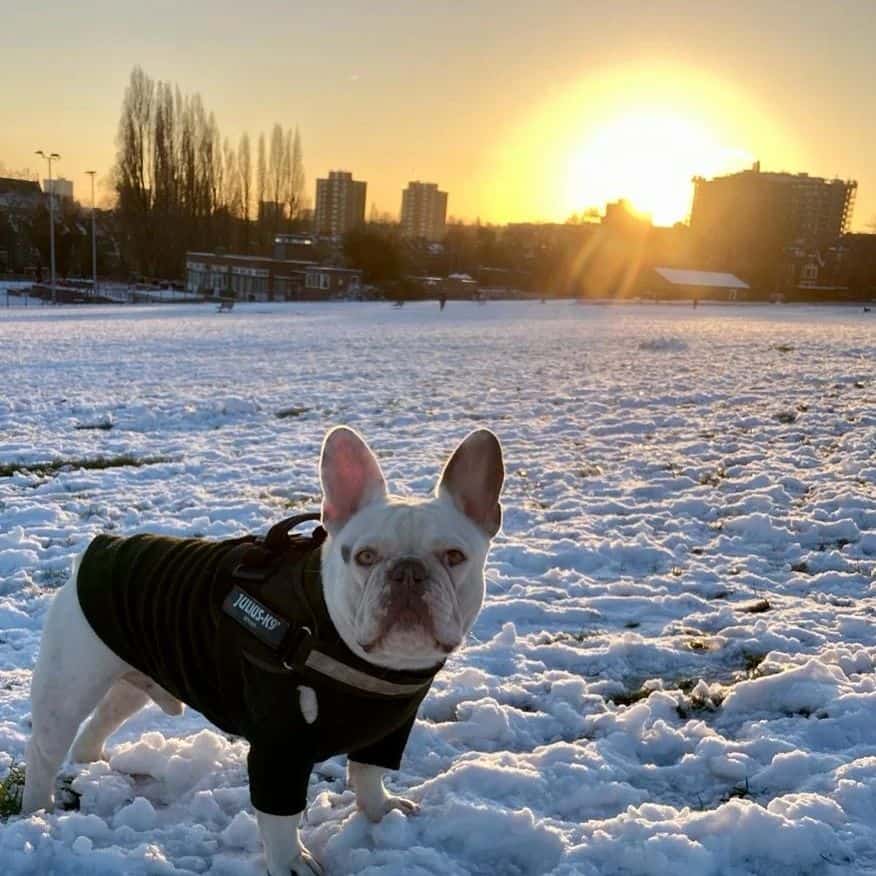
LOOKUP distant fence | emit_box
[2,284,207,306]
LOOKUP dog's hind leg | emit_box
[70,679,150,764]
[121,671,184,717]
[23,574,127,813]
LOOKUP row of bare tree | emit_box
[114,67,305,279]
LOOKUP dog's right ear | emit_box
[320,427,387,534]
[438,429,504,537]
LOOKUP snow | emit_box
[0,300,874,874]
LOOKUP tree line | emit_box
[113,67,305,279]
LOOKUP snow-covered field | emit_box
[0,301,874,875]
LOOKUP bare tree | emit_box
[256,132,267,247]
[112,66,307,278]
[266,123,287,238]
[282,126,293,228]
[289,126,305,223]
[114,66,156,274]
[238,133,252,252]
[221,136,240,250]
[0,162,39,181]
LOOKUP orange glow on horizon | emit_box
[564,109,754,226]
[484,64,803,227]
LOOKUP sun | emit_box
[482,64,797,226]
[565,109,750,226]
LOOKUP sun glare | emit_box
[565,109,752,226]
[484,65,798,226]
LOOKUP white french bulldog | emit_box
[22,426,504,875]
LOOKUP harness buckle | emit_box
[280,624,314,671]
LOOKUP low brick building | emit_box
[185,252,362,301]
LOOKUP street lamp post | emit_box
[85,171,97,297]
[35,150,61,304]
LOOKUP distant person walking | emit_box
[439,295,447,311]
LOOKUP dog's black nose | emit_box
[388,557,428,585]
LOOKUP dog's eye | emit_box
[355,548,379,567]
[445,549,467,567]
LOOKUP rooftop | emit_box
[655,268,749,289]
[0,177,42,196]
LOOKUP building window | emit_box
[306,271,330,290]
[211,269,228,291]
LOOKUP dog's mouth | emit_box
[359,627,458,656]
[357,588,461,656]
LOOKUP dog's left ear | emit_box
[438,429,504,537]
[320,426,387,534]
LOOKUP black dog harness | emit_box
[217,513,441,697]
[76,513,443,815]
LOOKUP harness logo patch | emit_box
[222,586,290,648]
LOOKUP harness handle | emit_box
[264,511,326,553]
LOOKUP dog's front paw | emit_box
[359,794,420,823]
[270,848,324,876]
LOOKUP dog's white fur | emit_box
[23,427,503,876]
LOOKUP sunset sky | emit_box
[3,0,875,228]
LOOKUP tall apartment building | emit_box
[691,164,856,249]
[314,171,367,237]
[400,181,448,241]
[690,163,856,288]
[43,177,74,201]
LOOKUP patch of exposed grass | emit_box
[0,764,25,818]
[57,775,81,811]
[576,464,603,478]
[283,494,321,509]
[676,683,726,719]
[540,629,601,646]
[722,778,753,802]
[608,688,651,707]
[742,651,767,677]
[275,406,310,419]
[74,421,113,431]
[699,466,726,487]
[38,568,72,590]
[0,454,171,479]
